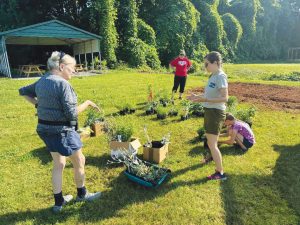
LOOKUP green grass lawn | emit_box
[0,65,299,225]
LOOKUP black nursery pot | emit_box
[129,109,136,114]
[192,111,204,117]
[181,115,189,121]
[157,114,167,119]
[119,110,126,115]
[151,141,164,148]
[146,107,155,115]
[169,111,178,117]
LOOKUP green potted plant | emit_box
[156,107,168,119]
[156,89,169,107]
[191,102,204,117]
[180,100,192,120]
[168,106,178,117]
[145,101,158,115]
[84,109,105,137]
[117,102,136,115]
[197,127,206,141]
[108,123,141,158]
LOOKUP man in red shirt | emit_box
[170,50,192,100]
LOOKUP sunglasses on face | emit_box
[59,51,66,62]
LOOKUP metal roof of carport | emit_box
[0,19,102,45]
[0,20,102,78]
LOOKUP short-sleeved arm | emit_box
[59,82,78,121]
[232,123,241,132]
[170,58,177,67]
[216,74,228,89]
[19,82,37,98]
[187,59,192,67]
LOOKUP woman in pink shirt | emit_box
[169,50,192,100]
[219,113,255,151]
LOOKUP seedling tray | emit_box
[124,167,171,188]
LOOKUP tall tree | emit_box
[92,0,118,67]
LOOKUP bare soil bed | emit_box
[189,82,300,112]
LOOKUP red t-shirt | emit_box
[170,57,192,77]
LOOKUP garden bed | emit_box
[189,82,300,112]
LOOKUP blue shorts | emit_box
[243,138,254,149]
[37,128,82,156]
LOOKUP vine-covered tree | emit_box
[92,0,118,67]
[1,0,300,66]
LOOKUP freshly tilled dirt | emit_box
[189,82,300,112]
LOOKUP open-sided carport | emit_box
[0,20,102,78]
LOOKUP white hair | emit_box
[47,51,76,70]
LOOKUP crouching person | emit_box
[219,113,255,151]
[19,51,101,212]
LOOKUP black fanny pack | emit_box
[38,119,78,130]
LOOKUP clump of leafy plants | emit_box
[117,102,136,115]
[145,100,158,115]
[168,106,178,117]
[107,150,171,185]
[156,106,168,120]
[235,106,256,127]
[105,118,134,142]
[156,89,170,107]
[197,127,206,141]
[180,100,192,120]
[84,109,105,127]
[190,102,204,117]
[264,72,300,82]
[227,96,238,110]
[114,124,134,142]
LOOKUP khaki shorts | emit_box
[204,108,226,135]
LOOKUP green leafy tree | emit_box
[222,13,243,47]
[93,0,118,67]
[192,0,227,57]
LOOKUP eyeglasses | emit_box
[59,51,66,63]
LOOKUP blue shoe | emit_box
[52,194,73,213]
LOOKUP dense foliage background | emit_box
[1,0,299,68]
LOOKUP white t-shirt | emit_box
[203,70,228,110]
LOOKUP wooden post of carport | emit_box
[91,40,94,70]
[98,39,102,70]
[84,41,87,70]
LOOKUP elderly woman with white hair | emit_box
[19,51,101,212]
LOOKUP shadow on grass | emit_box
[30,147,52,165]
[188,145,245,158]
[221,143,300,225]
[0,161,208,224]
[272,144,300,218]
[85,153,123,169]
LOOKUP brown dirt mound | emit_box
[189,82,300,112]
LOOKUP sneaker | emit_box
[207,171,227,181]
[76,191,101,202]
[52,194,73,213]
